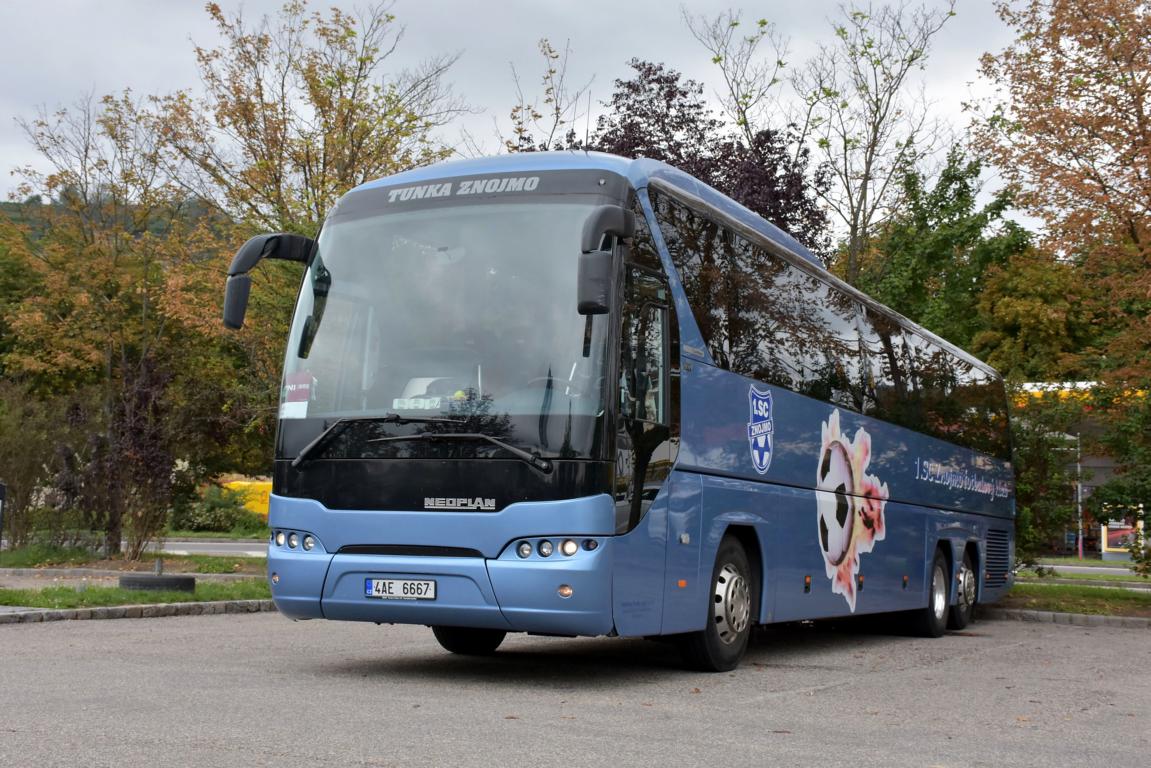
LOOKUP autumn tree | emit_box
[975,0,1151,381]
[4,94,238,556]
[157,1,462,235]
[975,0,1151,521]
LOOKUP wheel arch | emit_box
[723,524,765,624]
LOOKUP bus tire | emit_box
[678,536,753,672]
[947,550,977,630]
[431,626,507,656]
[913,550,950,638]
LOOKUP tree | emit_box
[797,1,956,282]
[156,0,463,236]
[975,0,1151,527]
[974,0,1151,383]
[592,59,724,183]
[505,39,592,153]
[854,145,1031,350]
[4,94,231,555]
[971,252,1091,381]
[592,60,831,256]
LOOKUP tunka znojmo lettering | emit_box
[386,176,540,203]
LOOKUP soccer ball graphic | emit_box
[817,440,856,567]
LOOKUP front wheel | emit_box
[678,536,754,672]
[947,550,977,630]
[911,550,950,638]
[431,626,507,656]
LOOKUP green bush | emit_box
[169,486,262,533]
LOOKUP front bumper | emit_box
[267,494,618,637]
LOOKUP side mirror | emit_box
[223,274,252,330]
[223,233,315,330]
[578,205,633,316]
[577,251,613,315]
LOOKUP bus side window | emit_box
[621,269,669,425]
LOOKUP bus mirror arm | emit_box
[580,205,634,254]
[223,233,316,329]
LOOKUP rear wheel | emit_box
[678,536,754,672]
[431,626,507,656]
[912,550,950,638]
[947,550,977,630]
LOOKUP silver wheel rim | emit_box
[714,563,750,644]
[957,560,976,615]
[931,563,947,620]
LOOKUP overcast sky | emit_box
[0,0,1016,198]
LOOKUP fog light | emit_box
[274,531,285,547]
[302,535,315,551]
[560,539,578,556]
[557,584,573,598]
[517,541,532,559]
[538,540,553,557]
[271,572,280,584]
[582,539,598,551]
[288,533,298,549]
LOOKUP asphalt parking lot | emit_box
[1,614,1148,768]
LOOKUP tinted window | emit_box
[653,188,1009,459]
[652,190,863,410]
[859,307,1010,459]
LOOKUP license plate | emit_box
[364,578,437,600]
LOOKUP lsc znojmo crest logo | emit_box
[747,386,774,474]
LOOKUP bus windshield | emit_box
[280,199,612,461]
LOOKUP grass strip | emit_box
[0,578,271,609]
[1034,556,1131,568]
[166,528,269,541]
[1017,570,1149,584]
[0,545,94,568]
[0,547,264,575]
[1002,583,1151,617]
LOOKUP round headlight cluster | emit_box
[514,538,599,558]
[273,530,318,552]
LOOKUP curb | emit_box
[0,567,258,582]
[0,599,277,625]
[978,606,1150,629]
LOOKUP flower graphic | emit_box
[816,410,889,611]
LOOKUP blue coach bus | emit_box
[223,152,1014,671]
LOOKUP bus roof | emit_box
[353,151,823,268]
[353,151,1000,380]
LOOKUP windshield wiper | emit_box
[291,413,465,468]
[366,432,553,474]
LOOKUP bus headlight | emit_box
[538,540,553,557]
[517,541,533,559]
[288,533,298,549]
[302,535,315,551]
[274,531,285,547]
[560,539,578,556]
